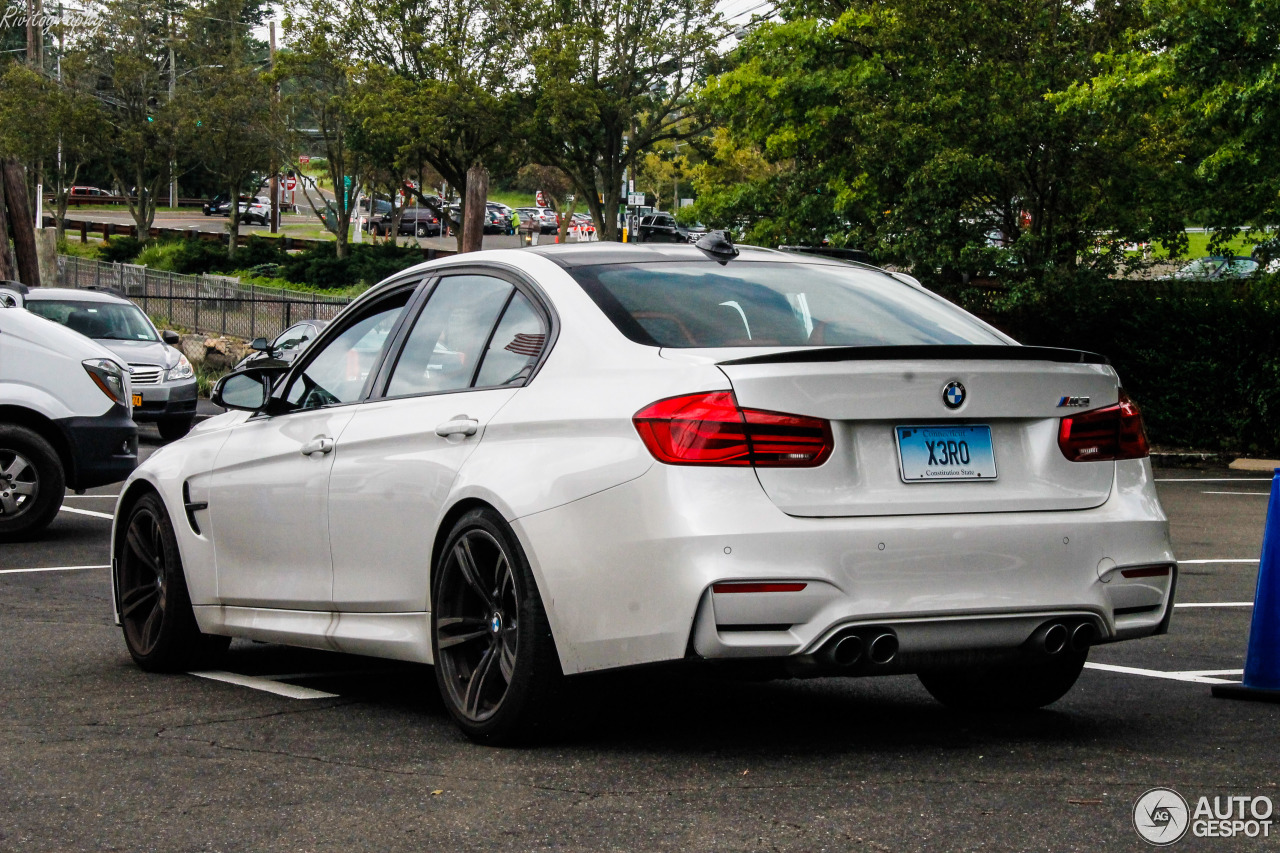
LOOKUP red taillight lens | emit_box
[633,391,833,467]
[1058,390,1150,462]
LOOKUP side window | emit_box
[283,290,412,410]
[474,292,547,388]
[384,275,512,397]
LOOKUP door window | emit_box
[384,276,513,397]
[283,290,412,410]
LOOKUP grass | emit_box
[488,190,538,209]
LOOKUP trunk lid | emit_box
[715,346,1119,517]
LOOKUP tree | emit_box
[79,0,183,239]
[278,0,364,258]
[181,0,278,257]
[0,58,107,241]
[523,0,724,240]
[696,0,1189,288]
[515,163,577,241]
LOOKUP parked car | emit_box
[635,212,691,243]
[69,185,112,198]
[1167,256,1259,280]
[0,285,137,540]
[514,206,558,234]
[367,206,441,237]
[110,241,1174,744]
[359,197,394,216]
[25,288,199,440]
[233,320,330,371]
[484,209,510,234]
[242,197,271,226]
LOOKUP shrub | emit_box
[279,241,422,288]
[979,274,1280,456]
[99,236,143,263]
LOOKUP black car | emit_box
[366,207,442,237]
[233,320,330,371]
[635,213,691,243]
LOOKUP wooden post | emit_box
[461,164,488,254]
[4,159,40,286]
[79,221,87,244]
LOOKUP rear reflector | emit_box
[633,391,833,467]
[1120,565,1172,579]
[1058,389,1150,462]
[712,582,808,593]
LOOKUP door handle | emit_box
[435,417,479,438]
[300,436,335,456]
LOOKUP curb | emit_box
[1230,458,1280,472]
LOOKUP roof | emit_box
[528,242,863,269]
[24,287,132,304]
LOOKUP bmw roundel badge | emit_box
[942,381,966,409]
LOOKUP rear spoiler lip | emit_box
[717,344,1110,367]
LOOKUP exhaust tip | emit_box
[1040,623,1069,655]
[830,634,863,667]
[867,632,898,665]
[1071,622,1097,651]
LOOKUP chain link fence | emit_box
[56,255,353,341]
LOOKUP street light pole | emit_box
[268,21,279,234]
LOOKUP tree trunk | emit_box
[4,159,39,286]
[461,164,488,254]
[0,177,16,281]
[227,182,240,259]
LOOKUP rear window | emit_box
[566,261,1004,348]
[26,299,158,342]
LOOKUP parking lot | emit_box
[2,428,1277,851]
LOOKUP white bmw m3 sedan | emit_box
[110,239,1176,743]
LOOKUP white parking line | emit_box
[1202,491,1270,496]
[189,670,340,700]
[1179,559,1259,564]
[1175,602,1253,608]
[0,564,110,575]
[1085,663,1236,685]
[1156,477,1273,482]
[57,506,114,520]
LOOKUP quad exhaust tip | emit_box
[1071,621,1097,651]
[819,628,897,668]
[829,635,863,667]
[1031,620,1097,656]
[867,632,898,665]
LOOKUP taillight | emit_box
[1058,390,1149,462]
[633,391,833,467]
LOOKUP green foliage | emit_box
[696,0,1188,287]
[99,237,144,263]
[278,241,423,288]
[984,276,1280,455]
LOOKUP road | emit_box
[2,445,1276,851]
[63,210,571,253]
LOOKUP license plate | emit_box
[132,394,142,407]
[896,425,997,482]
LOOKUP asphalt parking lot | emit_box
[3,431,1277,852]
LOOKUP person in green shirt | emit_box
[509,210,520,237]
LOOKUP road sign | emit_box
[536,190,547,207]
[628,192,645,206]
[299,155,310,166]
[285,176,296,191]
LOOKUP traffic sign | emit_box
[628,192,645,206]
[299,155,310,166]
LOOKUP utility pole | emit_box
[168,6,176,210]
[268,21,279,234]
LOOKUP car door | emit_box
[206,284,418,609]
[328,272,552,612]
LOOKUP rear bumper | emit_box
[55,405,138,490]
[513,458,1175,675]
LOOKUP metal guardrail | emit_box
[56,255,353,340]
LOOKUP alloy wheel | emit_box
[118,505,170,657]
[435,529,520,723]
[0,450,38,518]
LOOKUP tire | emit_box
[432,508,563,744]
[157,417,194,442]
[0,425,64,542]
[416,223,428,237]
[115,492,230,672]
[918,648,1088,711]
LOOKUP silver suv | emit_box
[25,287,199,440]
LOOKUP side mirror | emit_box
[211,367,284,412]
[161,330,181,345]
[250,336,274,354]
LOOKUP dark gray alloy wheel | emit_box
[432,509,563,744]
[416,222,429,237]
[116,492,229,671]
[0,425,64,541]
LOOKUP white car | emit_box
[0,285,138,540]
[110,239,1175,743]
